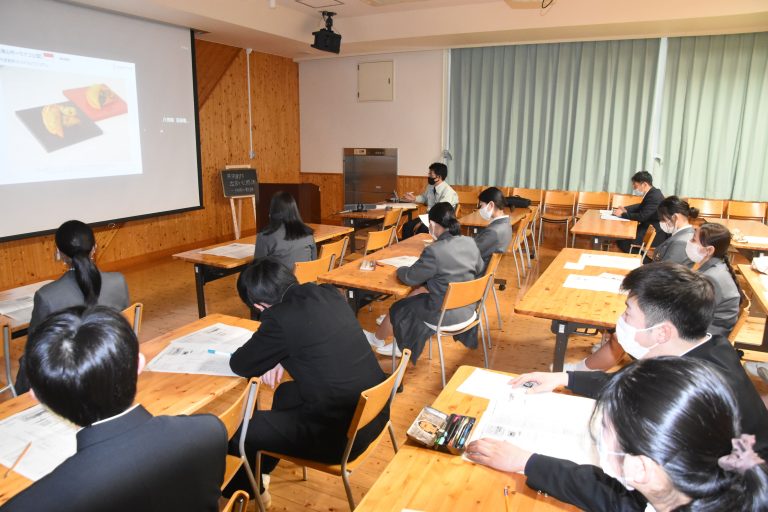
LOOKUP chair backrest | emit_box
[382,208,402,230]
[347,348,411,439]
[484,252,503,278]
[611,193,642,209]
[511,187,543,206]
[222,490,249,512]
[638,226,657,259]
[294,255,335,284]
[687,198,725,219]
[319,236,349,268]
[511,210,533,250]
[121,303,143,335]
[454,203,462,217]
[1,318,15,398]
[576,191,610,215]
[728,289,752,345]
[456,190,478,209]
[219,377,260,440]
[364,226,396,256]
[727,201,767,222]
[440,272,493,311]
[542,190,576,215]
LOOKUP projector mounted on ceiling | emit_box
[311,11,342,54]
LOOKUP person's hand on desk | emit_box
[509,372,568,393]
[402,192,416,202]
[612,206,626,217]
[465,438,533,472]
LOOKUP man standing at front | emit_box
[400,162,458,239]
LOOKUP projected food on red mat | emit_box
[63,83,128,121]
[15,101,103,152]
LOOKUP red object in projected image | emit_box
[63,84,128,122]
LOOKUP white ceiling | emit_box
[70,0,768,60]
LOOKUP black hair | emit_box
[631,171,653,185]
[620,262,714,340]
[55,220,101,305]
[428,202,461,236]
[24,306,139,426]
[478,187,505,210]
[596,357,768,512]
[237,257,298,306]
[262,191,314,241]
[697,223,743,299]
[429,162,448,181]
[658,196,699,223]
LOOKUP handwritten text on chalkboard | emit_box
[221,168,257,197]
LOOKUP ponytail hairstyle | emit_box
[657,196,699,224]
[55,220,101,305]
[262,191,314,241]
[428,202,461,236]
[596,357,768,512]
[698,223,743,298]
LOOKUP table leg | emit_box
[550,320,572,372]
[592,237,601,251]
[194,264,207,318]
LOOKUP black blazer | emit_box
[2,406,227,512]
[568,335,768,458]
[229,283,388,452]
[620,186,666,247]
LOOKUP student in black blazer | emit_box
[226,258,387,503]
[473,187,513,270]
[2,307,227,512]
[16,220,130,394]
[613,171,666,252]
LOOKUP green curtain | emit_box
[656,33,768,201]
[449,39,659,192]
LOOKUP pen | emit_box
[5,442,32,478]
[207,349,232,356]
[450,416,469,447]
[456,417,476,449]
[439,414,460,446]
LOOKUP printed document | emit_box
[146,323,254,376]
[377,256,419,268]
[456,368,514,400]
[598,210,630,222]
[577,253,642,271]
[199,243,253,259]
[0,405,77,481]
[563,273,624,294]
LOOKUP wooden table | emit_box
[318,234,431,312]
[0,313,256,505]
[0,281,53,338]
[708,218,768,256]
[459,207,530,234]
[356,365,578,512]
[515,248,639,371]
[570,209,638,250]
[736,264,768,353]
[173,224,353,317]
[335,204,418,252]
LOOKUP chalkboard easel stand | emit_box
[230,195,256,240]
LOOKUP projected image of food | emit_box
[16,100,103,152]
[64,83,128,122]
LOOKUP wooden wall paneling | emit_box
[300,173,344,223]
[0,45,301,290]
[195,41,241,107]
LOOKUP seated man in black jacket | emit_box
[466,263,768,506]
[613,170,666,252]
[226,258,388,507]
[3,307,227,512]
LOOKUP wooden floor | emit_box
[5,224,767,511]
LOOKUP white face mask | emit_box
[631,188,645,197]
[615,316,661,359]
[428,221,438,240]
[659,218,674,234]
[597,424,634,490]
[478,203,493,221]
[685,240,706,263]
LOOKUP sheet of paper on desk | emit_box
[598,210,630,222]
[146,323,254,376]
[376,203,419,209]
[419,214,429,227]
[0,295,34,317]
[563,274,623,294]
[199,243,254,259]
[377,256,420,268]
[0,404,77,481]
[744,236,768,245]
[577,253,642,271]
[563,262,586,270]
[457,368,514,400]
[467,389,598,468]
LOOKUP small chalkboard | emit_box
[221,168,257,198]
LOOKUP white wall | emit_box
[299,50,444,176]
